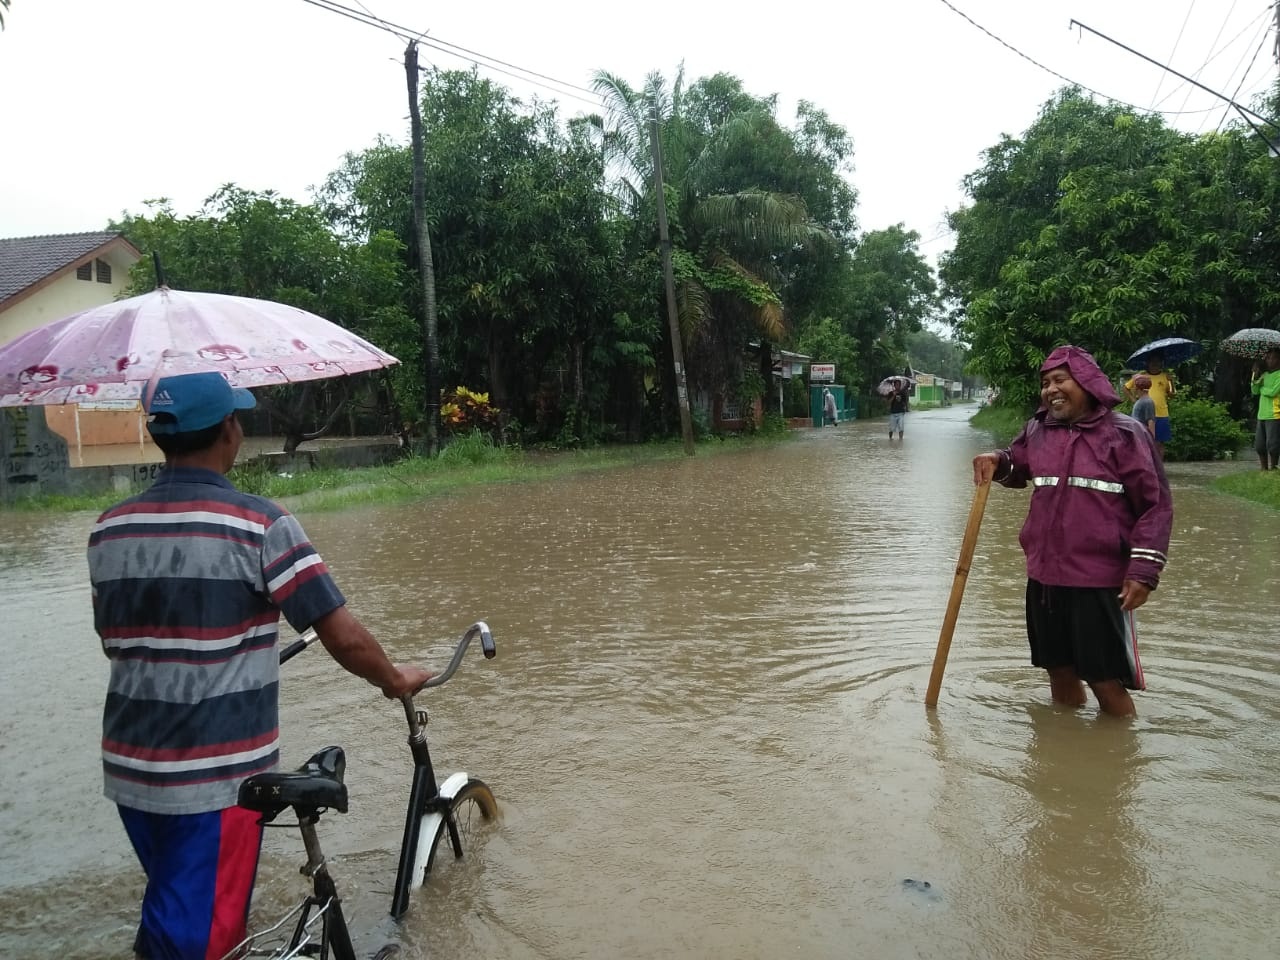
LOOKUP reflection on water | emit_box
[1,407,1278,959]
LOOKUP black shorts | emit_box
[1025,579,1145,690]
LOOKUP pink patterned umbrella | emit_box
[0,287,399,406]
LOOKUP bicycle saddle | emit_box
[238,745,348,818]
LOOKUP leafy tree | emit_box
[942,88,1280,411]
[906,328,968,383]
[794,317,859,394]
[592,67,837,427]
[321,69,636,444]
[113,187,412,453]
[801,225,938,391]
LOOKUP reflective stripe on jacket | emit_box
[996,407,1172,589]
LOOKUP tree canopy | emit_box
[941,87,1280,409]
[113,65,943,447]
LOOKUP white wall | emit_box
[0,246,137,345]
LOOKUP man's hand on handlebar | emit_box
[382,665,433,699]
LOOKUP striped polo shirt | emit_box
[87,466,345,815]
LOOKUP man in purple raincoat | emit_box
[973,346,1173,717]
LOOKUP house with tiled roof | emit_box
[1,232,151,477]
[0,231,140,345]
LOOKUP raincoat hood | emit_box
[1040,345,1120,409]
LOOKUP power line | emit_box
[297,0,605,109]
[1071,17,1280,148]
[1212,20,1273,133]
[932,0,1229,118]
[1149,0,1197,107]
[1175,0,1239,116]
[1152,3,1269,110]
[348,0,412,43]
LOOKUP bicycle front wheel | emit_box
[421,779,498,881]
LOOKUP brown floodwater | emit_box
[2,405,1277,959]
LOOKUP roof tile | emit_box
[0,231,128,305]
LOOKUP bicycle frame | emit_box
[388,620,495,919]
[229,620,497,958]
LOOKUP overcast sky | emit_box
[1,0,1275,263]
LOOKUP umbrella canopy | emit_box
[0,287,399,406]
[1127,336,1202,368]
[1220,327,1280,361]
[877,375,913,397]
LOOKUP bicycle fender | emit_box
[438,771,471,800]
[408,773,472,890]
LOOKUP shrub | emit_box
[440,386,500,437]
[1165,396,1249,462]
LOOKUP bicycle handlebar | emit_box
[410,620,495,694]
[278,621,497,686]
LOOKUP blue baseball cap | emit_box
[146,372,256,435]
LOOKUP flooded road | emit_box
[2,405,1278,959]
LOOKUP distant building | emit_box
[0,232,153,467]
[0,231,140,345]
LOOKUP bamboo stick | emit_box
[925,480,992,707]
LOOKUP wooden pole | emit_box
[406,41,441,457]
[925,480,992,707]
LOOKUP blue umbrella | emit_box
[1127,336,1202,368]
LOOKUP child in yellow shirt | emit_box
[1125,353,1175,460]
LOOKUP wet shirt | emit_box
[1125,371,1173,417]
[1131,396,1156,430]
[87,467,345,815]
[889,393,909,414]
[1251,369,1280,420]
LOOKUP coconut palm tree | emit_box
[592,67,830,419]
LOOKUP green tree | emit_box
[113,187,412,452]
[794,317,859,394]
[942,88,1280,410]
[802,225,938,391]
[321,69,636,444]
[906,328,968,383]
[592,67,837,427]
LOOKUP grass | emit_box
[1211,468,1280,510]
[967,403,1030,447]
[5,430,794,515]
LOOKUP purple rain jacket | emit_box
[993,345,1173,589]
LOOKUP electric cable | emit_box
[1212,21,1273,133]
[1149,0,1197,107]
[1151,4,1272,109]
[1175,0,1240,116]
[298,0,605,107]
[933,0,1232,118]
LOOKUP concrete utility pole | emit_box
[648,118,696,456]
[406,41,441,457]
[1274,0,1280,66]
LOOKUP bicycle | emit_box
[220,621,499,960]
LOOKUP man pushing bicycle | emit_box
[87,372,430,960]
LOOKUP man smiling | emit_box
[972,346,1173,717]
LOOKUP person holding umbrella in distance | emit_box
[1124,352,1176,460]
[1251,347,1280,470]
[972,345,1173,718]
